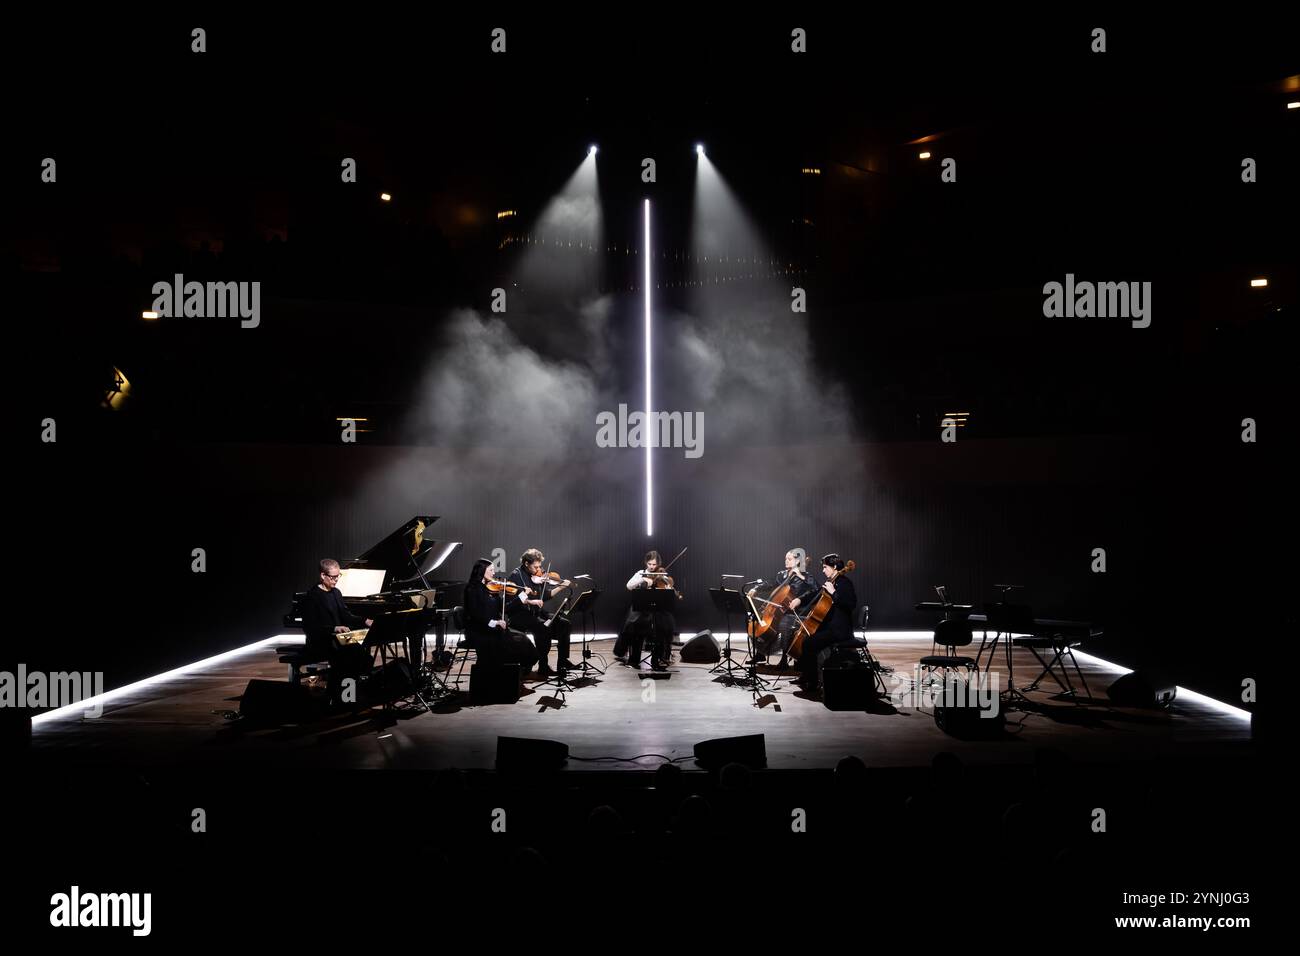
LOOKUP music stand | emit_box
[414,607,457,704]
[982,595,1036,709]
[707,587,753,684]
[537,593,582,704]
[630,588,678,671]
[363,613,432,714]
[566,589,604,677]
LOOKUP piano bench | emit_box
[1012,636,1077,648]
[919,655,978,670]
[277,650,329,686]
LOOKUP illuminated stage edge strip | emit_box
[31,633,1251,724]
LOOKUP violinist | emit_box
[463,557,538,677]
[506,548,577,678]
[794,553,858,693]
[614,550,677,670]
[749,547,820,663]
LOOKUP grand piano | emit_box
[284,515,464,650]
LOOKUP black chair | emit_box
[447,606,477,691]
[919,615,978,689]
[818,605,887,693]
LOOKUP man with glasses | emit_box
[301,558,374,708]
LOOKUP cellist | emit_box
[793,553,858,692]
[749,547,820,662]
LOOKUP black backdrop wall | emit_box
[29,428,1271,706]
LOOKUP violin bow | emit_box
[661,545,688,572]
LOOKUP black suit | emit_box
[463,581,538,671]
[300,584,373,705]
[797,574,858,686]
[505,566,573,669]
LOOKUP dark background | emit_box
[7,11,1295,708]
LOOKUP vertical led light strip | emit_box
[644,198,653,537]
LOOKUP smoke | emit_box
[405,306,602,449]
[534,192,600,235]
[341,158,904,624]
[661,286,853,445]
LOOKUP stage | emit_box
[10,11,1287,937]
[30,633,1250,772]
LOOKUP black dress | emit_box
[463,580,539,672]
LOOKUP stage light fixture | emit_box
[589,145,598,156]
[380,192,392,202]
[943,411,971,428]
[695,143,704,155]
[1250,278,1268,287]
[1288,101,1300,110]
[103,367,131,410]
[644,197,653,537]
[141,310,158,320]
[918,151,932,159]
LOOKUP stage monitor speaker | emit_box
[822,664,877,711]
[1107,670,1177,709]
[680,630,721,663]
[0,709,32,751]
[934,700,1006,737]
[693,733,767,770]
[364,658,414,703]
[470,663,520,705]
[239,679,313,723]
[496,735,569,771]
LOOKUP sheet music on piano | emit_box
[337,568,385,598]
[283,515,465,629]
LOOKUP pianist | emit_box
[301,558,374,708]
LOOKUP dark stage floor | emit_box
[17,636,1264,939]
[30,633,1250,771]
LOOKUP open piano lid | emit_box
[344,515,463,590]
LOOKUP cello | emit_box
[747,578,797,643]
[786,559,855,660]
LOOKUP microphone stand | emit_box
[404,551,453,704]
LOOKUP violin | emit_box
[639,546,687,599]
[486,576,529,595]
[644,564,683,599]
[530,570,572,592]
